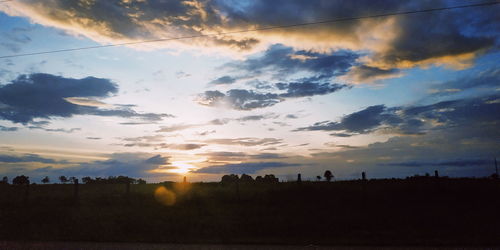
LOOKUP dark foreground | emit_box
[0,179,499,246]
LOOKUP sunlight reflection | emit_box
[154,186,176,206]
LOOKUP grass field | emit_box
[0,179,499,246]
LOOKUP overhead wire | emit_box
[0,1,499,59]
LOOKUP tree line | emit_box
[0,175,146,185]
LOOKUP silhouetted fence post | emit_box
[434,170,439,178]
[361,172,367,206]
[297,173,302,184]
[24,180,30,202]
[183,176,187,184]
[126,180,130,197]
[73,179,79,203]
[236,179,241,203]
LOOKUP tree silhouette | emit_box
[59,175,68,183]
[221,174,239,184]
[240,174,254,182]
[41,176,50,184]
[263,174,279,183]
[316,176,321,181]
[324,170,334,182]
[13,175,29,185]
[1,176,7,184]
[82,176,92,184]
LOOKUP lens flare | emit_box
[154,186,176,206]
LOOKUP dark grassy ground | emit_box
[0,179,499,246]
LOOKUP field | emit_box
[0,178,499,246]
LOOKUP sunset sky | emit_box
[0,0,499,182]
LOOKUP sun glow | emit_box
[168,158,206,174]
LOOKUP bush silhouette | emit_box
[13,175,29,185]
[324,170,334,182]
[59,175,68,183]
[41,176,50,184]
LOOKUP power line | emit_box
[1,1,499,59]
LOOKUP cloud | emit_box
[276,80,347,98]
[59,153,170,178]
[156,123,204,133]
[197,80,347,110]
[197,89,281,110]
[0,125,18,132]
[119,134,206,150]
[222,44,358,79]
[427,67,500,97]
[379,159,493,167]
[295,105,399,134]
[209,75,237,85]
[175,71,191,79]
[203,137,283,147]
[198,151,287,162]
[121,135,166,143]
[123,142,206,151]
[0,153,67,164]
[296,94,500,136]
[199,45,352,110]
[3,1,497,72]
[236,113,278,122]
[28,126,81,133]
[193,161,299,174]
[0,73,173,124]
[344,65,402,83]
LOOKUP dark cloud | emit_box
[197,89,281,110]
[27,124,81,133]
[329,133,354,137]
[197,130,216,136]
[6,0,498,73]
[167,144,206,150]
[236,113,278,122]
[428,68,500,96]
[198,80,347,110]
[0,154,67,164]
[296,94,500,136]
[372,6,497,69]
[276,80,348,98]
[0,73,172,124]
[193,161,299,174]
[200,44,352,110]
[56,153,169,178]
[223,44,358,79]
[1,153,172,180]
[209,75,237,85]
[295,105,399,134]
[0,125,18,132]
[346,65,401,83]
[86,137,101,140]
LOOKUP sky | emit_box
[0,0,499,183]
